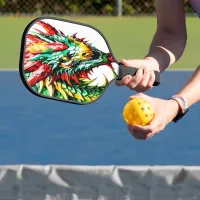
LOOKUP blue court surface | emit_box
[0,70,199,165]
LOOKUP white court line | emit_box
[0,68,18,71]
[0,68,194,72]
[166,68,194,71]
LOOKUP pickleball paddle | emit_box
[19,17,160,105]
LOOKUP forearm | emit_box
[145,30,187,72]
[176,66,200,107]
[145,0,187,73]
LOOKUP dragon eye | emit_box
[82,53,87,56]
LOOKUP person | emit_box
[115,0,200,140]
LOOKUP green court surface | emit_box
[0,16,199,69]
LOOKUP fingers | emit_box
[145,125,163,139]
[120,59,147,68]
[126,93,170,140]
[127,69,143,89]
[115,59,156,92]
[148,69,155,88]
[134,68,153,92]
[139,68,151,87]
[128,124,160,140]
[115,75,132,86]
[115,59,140,87]
[128,118,165,140]
[128,125,147,140]
[129,93,145,101]
[116,69,154,91]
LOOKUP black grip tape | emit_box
[117,63,160,86]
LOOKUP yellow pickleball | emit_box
[123,98,155,126]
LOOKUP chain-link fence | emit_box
[0,0,195,16]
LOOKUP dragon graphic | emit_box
[24,20,117,103]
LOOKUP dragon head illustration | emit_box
[24,20,117,103]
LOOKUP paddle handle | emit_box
[116,63,160,86]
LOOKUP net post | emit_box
[116,0,122,16]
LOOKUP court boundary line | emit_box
[0,68,194,72]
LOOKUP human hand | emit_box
[116,57,160,92]
[126,93,180,140]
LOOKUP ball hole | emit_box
[145,114,148,117]
[141,107,144,111]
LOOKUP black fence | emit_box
[0,0,195,16]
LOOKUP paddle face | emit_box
[19,17,119,105]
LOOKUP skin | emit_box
[129,66,200,140]
[115,0,187,92]
[118,0,200,139]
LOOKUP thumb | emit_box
[128,96,160,133]
[148,113,162,131]
[129,93,147,100]
[132,114,161,134]
[120,59,147,69]
[120,59,130,66]
[129,92,152,103]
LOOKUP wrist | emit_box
[168,99,182,118]
[145,46,176,72]
[144,56,160,72]
[168,95,189,123]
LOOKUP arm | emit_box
[176,66,200,108]
[115,0,187,92]
[127,66,200,140]
[145,0,187,72]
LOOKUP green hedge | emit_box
[0,0,194,15]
